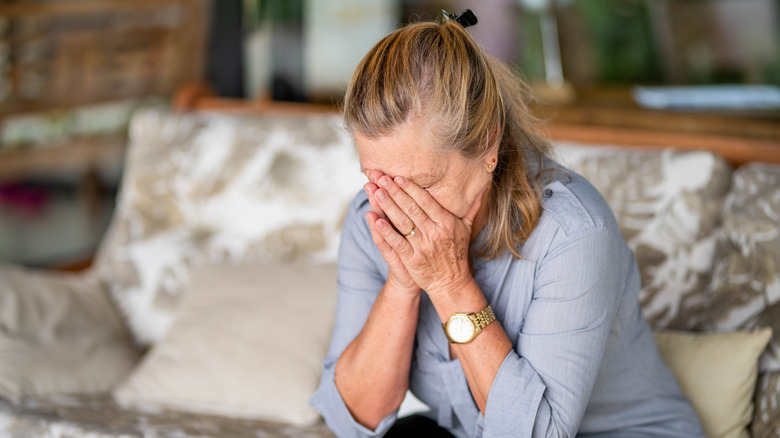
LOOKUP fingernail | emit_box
[395,176,406,186]
[376,189,387,201]
[379,176,390,187]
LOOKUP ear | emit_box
[483,125,501,170]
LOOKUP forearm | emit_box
[430,279,512,414]
[334,282,420,429]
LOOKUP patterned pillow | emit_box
[554,142,732,329]
[692,164,780,372]
[93,110,364,346]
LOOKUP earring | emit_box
[487,158,496,170]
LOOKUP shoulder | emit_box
[347,189,371,217]
[339,190,374,256]
[341,189,371,237]
[338,189,389,280]
[536,160,620,238]
[517,159,629,266]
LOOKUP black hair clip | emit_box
[442,9,478,28]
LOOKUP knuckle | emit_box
[418,194,434,209]
[403,202,420,217]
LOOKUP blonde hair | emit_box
[344,16,551,259]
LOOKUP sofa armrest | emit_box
[0,265,141,401]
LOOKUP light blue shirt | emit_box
[310,163,705,438]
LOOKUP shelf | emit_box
[533,87,780,141]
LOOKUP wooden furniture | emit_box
[533,87,780,167]
[0,0,207,180]
[0,0,207,271]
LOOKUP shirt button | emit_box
[543,189,553,198]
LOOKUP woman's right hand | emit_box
[365,170,421,296]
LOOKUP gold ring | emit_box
[403,225,416,237]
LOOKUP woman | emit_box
[309,12,704,438]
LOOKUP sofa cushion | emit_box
[93,110,364,346]
[0,266,141,401]
[112,262,338,426]
[692,163,780,372]
[555,143,732,329]
[655,328,771,438]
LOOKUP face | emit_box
[355,122,493,221]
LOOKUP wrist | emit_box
[428,277,487,323]
[385,277,421,298]
[426,273,475,300]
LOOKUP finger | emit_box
[393,176,450,224]
[463,187,486,228]
[366,169,384,185]
[374,182,424,239]
[366,212,405,266]
[364,183,387,220]
[376,175,434,233]
[375,218,414,259]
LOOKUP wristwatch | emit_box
[442,305,496,344]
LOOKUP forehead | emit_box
[355,126,446,177]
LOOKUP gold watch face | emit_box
[446,314,476,343]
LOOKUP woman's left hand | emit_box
[365,170,484,298]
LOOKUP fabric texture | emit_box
[93,109,363,346]
[0,393,335,438]
[310,163,704,438]
[113,262,338,426]
[753,370,780,438]
[694,163,780,372]
[555,143,732,331]
[654,328,772,438]
[0,265,141,401]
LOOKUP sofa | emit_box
[0,105,779,438]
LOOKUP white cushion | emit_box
[112,262,338,426]
[0,266,140,400]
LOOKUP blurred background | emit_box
[0,0,778,270]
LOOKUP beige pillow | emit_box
[0,266,141,401]
[654,328,772,438]
[112,262,338,426]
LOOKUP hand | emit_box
[364,170,420,296]
[367,172,484,297]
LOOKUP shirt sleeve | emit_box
[482,226,630,438]
[308,192,399,438]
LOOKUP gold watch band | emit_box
[473,305,496,330]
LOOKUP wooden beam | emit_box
[547,123,780,167]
